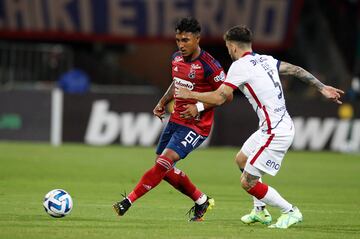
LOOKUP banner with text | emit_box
[0,90,357,152]
[0,0,303,49]
[62,93,360,152]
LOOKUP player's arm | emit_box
[176,84,234,106]
[179,102,216,119]
[153,82,175,120]
[279,61,344,104]
[180,64,227,119]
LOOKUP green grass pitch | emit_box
[0,142,359,239]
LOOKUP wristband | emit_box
[195,102,205,112]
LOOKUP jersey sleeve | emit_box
[204,59,226,90]
[171,51,181,61]
[265,55,281,71]
[224,62,248,89]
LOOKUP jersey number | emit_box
[262,63,283,99]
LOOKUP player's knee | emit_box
[156,155,174,171]
[161,148,181,163]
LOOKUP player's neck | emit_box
[184,46,201,62]
[237,48,252,60]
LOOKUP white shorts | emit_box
[242,125,295,177]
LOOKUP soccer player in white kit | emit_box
[175,25,344,229]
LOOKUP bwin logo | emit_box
[85,100,164,146]
[266,160,280,170]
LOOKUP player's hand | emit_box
[175,87,192,99]
[153,103,165,121]
[180,104,198,119]
[320,85,345,104]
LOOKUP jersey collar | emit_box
[242,51,253,57]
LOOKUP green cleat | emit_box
[268,207,303,229]
[241,208,272,225]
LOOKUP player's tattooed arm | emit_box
[279,61,344,104]
[176,84,233,106]
[279,61,325,91]
[220,91,228,103]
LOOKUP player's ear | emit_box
[196,34,200,44]
[232,43,237,53]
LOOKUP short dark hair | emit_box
[175,17,201,34]
[224,25,253,43]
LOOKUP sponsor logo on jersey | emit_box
[274,105,286,113]
[250,56,268,66]
[191,64,202,70]
[174,77,194,90]
[213,71,225,82]
[173,66,178,72]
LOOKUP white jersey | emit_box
[224,52,292,135]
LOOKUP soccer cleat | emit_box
[188,197,215,221]
[241,208,272,225]
[113,198,131,217]
[268,207,303,229]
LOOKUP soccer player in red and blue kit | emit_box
[113,17,228,221]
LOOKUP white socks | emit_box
[260,186,292,213]
[195,194,207,205]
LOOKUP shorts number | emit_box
[184,131,202,147]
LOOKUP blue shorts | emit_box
[156,122,207,159]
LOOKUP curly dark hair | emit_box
[223,25,253,43]
[175,17,201,34]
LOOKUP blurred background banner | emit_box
[0,0,302,49]
[0,90,51,141]
[0,85,358,152]
[0,89,356,151]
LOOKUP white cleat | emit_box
[268,207,303,229]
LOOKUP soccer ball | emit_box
[43,189,73,218]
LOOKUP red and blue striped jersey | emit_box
[170,50,225,136]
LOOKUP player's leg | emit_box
[155,122,205,203]
[158,124,214,221]
[113,152,177,216]
[241,170,292,213]
[236,134,270,225]
[242,133,302,228]
[163,167,204,203]
[113,123,179,216]
[241,169,302,229]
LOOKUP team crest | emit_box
[188,70,196,79]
